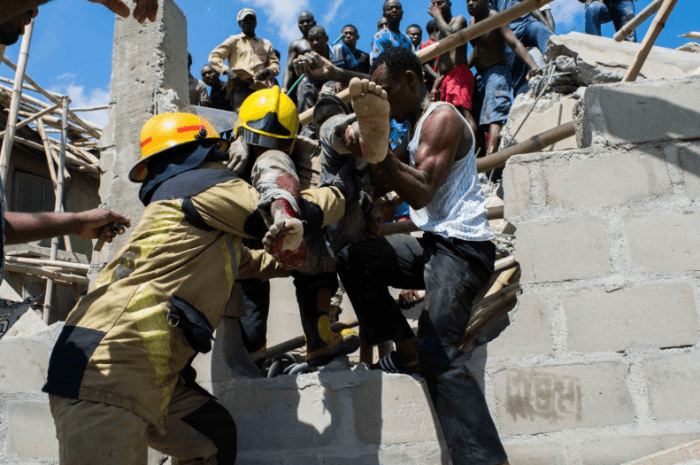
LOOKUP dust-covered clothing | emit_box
[208,33,280,93]
[473,63,512,129]
[43,162,345,432]
[440,64,475,111]
[189,74,211,106]
[370,29,415,62]
[49,374,236,465]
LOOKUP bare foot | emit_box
[348,77,390,164]
[262,199,306,270]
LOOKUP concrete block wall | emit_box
[486,76,700,464]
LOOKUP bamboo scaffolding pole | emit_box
[16,111,90,136]
[43,97,69,323]
[0,103,59,138]
[614,0,664,41]
[14,135,97,174]
[0,76,43,94]
[0,20,34,185]
[6,256,90,273]
[1,57,103,137]
[71,105,109,112]
[623,0,679,82]
[35,119,58,187]
[298,0,554,125]
[681,32,700,40]
[476,121,575,173]
[47,137,100,165]
[5,263,90,285]
[0,45,5,67]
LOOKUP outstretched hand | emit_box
[76,209,131,241]
[293,52,333,81]
[87,0,158,23]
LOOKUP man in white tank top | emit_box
[327,47,509,465]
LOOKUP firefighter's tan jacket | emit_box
[43,166,344,432]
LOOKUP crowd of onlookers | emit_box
[188,0,638,156]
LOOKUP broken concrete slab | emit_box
[544,32,700,87]
[4,308,46,338]
[580,76,700,147]
[678,42,700,54]
[502,92,579,152]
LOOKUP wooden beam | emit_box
[5,263,89,285]
[623,0,679,82]
[614,0,664,42]
[35,119,59,187]
[681,32,700,40]
[476,122,575,173]
[298,0,555,125]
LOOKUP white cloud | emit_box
[240,0,310,43]
[323,0,345,25]
[551,0,584,31]
[49,81,110,128]
[54,72,78,81]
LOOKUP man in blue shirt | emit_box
[490,0,552,95]
[370,0,415,63]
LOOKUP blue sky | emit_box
[1,0,698,128]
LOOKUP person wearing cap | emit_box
[43,109,356,464]
[209,8,280,112]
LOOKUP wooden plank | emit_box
[623,0,679,82]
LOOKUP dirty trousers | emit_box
[49,375,237,465]
[336,233,507,465]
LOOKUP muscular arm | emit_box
[282,41,301,92]
[501,24,538,73]
[5,209,131,244]
[376,106,463,210]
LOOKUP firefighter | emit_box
[43,110,353,464]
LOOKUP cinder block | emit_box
[625,211,700,272]
[546,149,671,209]
[582,434,700,465]
[516,216,610,284]
[353,375,442,444]
[495,362,634,435]
[563,283,698,352]
[486,294,553,358]
[0,339,49,393]
[503,441,566,465]
[678,144,700,199]
[6,401,58,458]
[644,351,700,421]
[582,77,700,147]
[221,376,342,451]
[503,162,531,218]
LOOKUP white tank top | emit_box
[408,102,493,242]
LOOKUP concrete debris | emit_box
[4,308,46,338]
[678,42,700,54]
[0,280,22,301]
[544,32,700,88]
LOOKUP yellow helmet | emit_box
[236,86,298,152]
[130,112,230,182]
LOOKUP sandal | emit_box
[371,352,421,375]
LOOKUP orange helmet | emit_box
[129,112,231,182]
